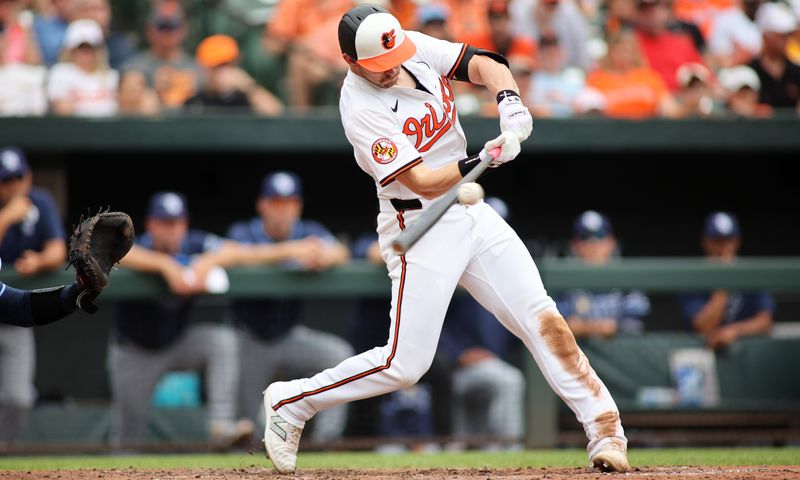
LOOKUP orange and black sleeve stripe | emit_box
[446,43,470,80]
[379,157,423,187]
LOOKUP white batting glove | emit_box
[497,90,533,142]
[483,131,521,167]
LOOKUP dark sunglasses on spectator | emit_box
[155,20,182,32]
[0,175,24,184]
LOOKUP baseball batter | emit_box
[262,5,629,474]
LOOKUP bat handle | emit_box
[480,147,503,162]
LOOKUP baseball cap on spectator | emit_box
[718,65,760,92]
[261,171,303,199]
[148,192,189,220]
[574,87,607,115]
[149,0,186,30]
[338,4,417,72]
[573,210,613,239]
[196,35,239,68]
[0,147,30,181]
[418,4,449,26]
[755,2,798,34]
[703,212,741,238]
[676,62,711,88]
[63,19,105,50]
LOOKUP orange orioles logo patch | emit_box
[371,138,398,164]
[381,29,396,50]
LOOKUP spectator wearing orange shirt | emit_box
[635,0,706,90]
[587,29,678,118]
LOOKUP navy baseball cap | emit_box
[0,147,30,181]
[573,210,613,239]
[703,211,740,239]
[261,171,303,199]
[148,192,189,219]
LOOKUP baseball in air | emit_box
[457,182,484,205]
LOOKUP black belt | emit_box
[390,198,423,211]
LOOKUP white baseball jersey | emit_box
[340,31,470,200]
[268,30,627,463]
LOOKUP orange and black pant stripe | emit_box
[273,211,408,410]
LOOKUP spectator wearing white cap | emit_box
[718,64,773,117]
[46,18,118,116]
[673,62,716,117]
[748,2,800,109]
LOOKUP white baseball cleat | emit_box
[590,441,631,473]
[263,383,303,474]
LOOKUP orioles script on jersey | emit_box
[402,76,456,153]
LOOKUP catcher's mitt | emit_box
[68,211,135,313]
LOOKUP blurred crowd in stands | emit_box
[1,0,799,119]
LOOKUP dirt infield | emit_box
[2,466,799,479]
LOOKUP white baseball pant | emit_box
[269,200,626,457]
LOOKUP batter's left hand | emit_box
[497,90,533,142]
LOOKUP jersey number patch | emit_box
[372,138,398,164]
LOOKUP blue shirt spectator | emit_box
[0,188,64,263]
[679,211,774,349]
[114,191,236,350]
[557,289,650,335]
[679,291,775,327]
[114,228,222,349]
[33,1,73,67]
[558,210,650,338]
[0,147,66,274]
[227,171,348,341]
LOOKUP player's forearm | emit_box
[729,311,773,337]
[692,291,728,334]
[233,243,295,266]
[120,245,175,274]
[466,54,520,96]
[322,243,351,267]
[197,242,246,269]
[397,162,461,199]
[249,87,285,117]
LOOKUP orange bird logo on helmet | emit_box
[381,29,396,50]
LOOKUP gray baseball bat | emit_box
[391,147,501,255]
